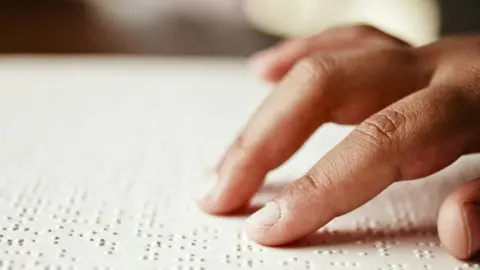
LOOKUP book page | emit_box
[0,57,478,269]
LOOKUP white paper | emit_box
[0,57,479,269]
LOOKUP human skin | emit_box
[196,25,480,260]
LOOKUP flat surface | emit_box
[1,57,480,269]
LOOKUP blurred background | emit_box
[1,0,480,56]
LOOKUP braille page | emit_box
[0,57,480,270]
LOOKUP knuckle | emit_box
[443,86,480,133]
[303,162,347,217]
[231,133,248,153]
[294,55,339,86]
[453,71,480,108]
[430,84,480,123]
[355,109,407,148]
[301,167,342,215]
[223,133,249,165]
[228,132,259,163]
[303,155,339,196]
[304,169,334,196]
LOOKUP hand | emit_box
[197,25,480,260]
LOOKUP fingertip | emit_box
[195,171,227,215]
[195,170,264,215]
[461,203,480,258]
[244,197,320,246]
[196,191,247,215]
[438,197,470,259]
[248,54,284,83]
[438,197,480,260]
[438,178,480,260]
[244,226,279,247]
[194,171,234,215]
[196,187,249,216]
[248,47,300,83]
[196,198,233,216]
[244,201,287,246]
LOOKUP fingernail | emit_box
[247,202,280,229]
[197,172,219,201]
[462,203,480,257]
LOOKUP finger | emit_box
[245,85,480,246]
[197,47,430,215]
[438,177,480,260]
[249,38,318,83]
[249,25,410,83]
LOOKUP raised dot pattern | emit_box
[0,79,478,270]
[0,166,470,269]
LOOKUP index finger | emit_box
[245,85,478,245]
[197,47,426,215]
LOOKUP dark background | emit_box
[1,0,479,56]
